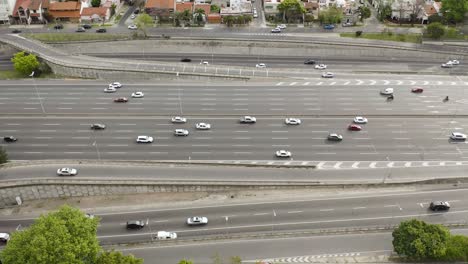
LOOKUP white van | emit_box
[156,231,177,240]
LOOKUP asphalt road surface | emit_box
[1,187,468,245]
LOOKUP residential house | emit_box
[391,0,425,22]
[318,0,346,8]
[81,6,110,22]
[145,0,175,20]
[263,0,281,15]
[0,0,16,24]
[176,1,193,12]
[220,0,252,16]
[48,1,81,22]
[303,1,319,18]
[11,0,47,24]
[421,0,441,24]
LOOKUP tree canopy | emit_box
[11,51,39,76]
[96,251,143,264]
[359,6,371,22]
[91,0,101,7]
[441,0,468,24]
[392,219,450,261]
[277,0,305,23]
[135,13,154,37]
[0,146,8,164]
[426,22,446,39]
[318,5,343,24]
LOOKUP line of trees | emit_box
[393,219,468,261]
[223,15,253,27]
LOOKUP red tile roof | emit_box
[29,0,42,10]
[49,1,81,11]
[145,0,174,9]
[194,3,210,14]
[81,7,108,16]
[41,0,49,8]
[424,3,437,16]
[48,10,81,18]
[176,2,193,12]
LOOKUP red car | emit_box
[348,124,362,131]
[114,97,128,103]
[411,87,424,93]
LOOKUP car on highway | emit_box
[82,24,92,29]
[131,91,144,98]
[353,116,368,124]
[275,150,292,158]
[327,133,343,141]
[429,201,450,211]
[411,87,424,93]
[75,27,86,32]
[380,88,394,95]
[114,97,128,103]
[103,87,117,93]
[4,136,17,142]
[449,59,460,65]
[174,129,189,136]
[57,168,78,176]
[450,132,467,141]
[200,61,209,65]
[180,58,192,62]
[128,24,137,30]
[441,62,453,68]
[321,72,334,78]
[11,29,21,33]
[156,231,177,240]
[0,233,10,243]
[278,24,286,29]
[348,124,362,131]
[314,64,327,70]
[256,63,267,68]
[240,116,257,123]
[90,123,106,130]
[187,216,208,226]
[285,118,301,125]
[271,28,281,33]
[109,82,122,88]
[126,220,145,229]
[195,123,211,130]
[96,28,107,33]
[323,24,335,30]
[53,24,64,30]
[304,59,315,65]
[136,135,154,143]
[171,116,187,123]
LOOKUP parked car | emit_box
[128,24,137,30]
[411,87,424,93]
[327,133,343,141]
[57,168,78,176]
[323,24,335,30]
[156,231,177,240]
[240,116,256,123]
[136,136,153,143]
[0,233,10,243]
[96,28,107,33]
[429,201,450,211]
[275,150,292,158]
[126,220,145,229]
[11,29,21,33]
[75,27,86,32]
[82,24,92,29]
[131,14,136,19]
[133,9,140,14]
[187,216,208,226]
[342,22,352,27]
[54,24,64,30]
[90,124,106,130]
[3,136,17,142]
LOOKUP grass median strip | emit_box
[24,33,131,43]
[340,32,422,44]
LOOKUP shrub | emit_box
[355,30,362,37]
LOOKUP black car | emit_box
[81,24,92,29]
[90,124,106,130]
[75,27,86,32]
[3,136,17,142]
[96,28,107,33]
[54,24,64,30]
[180,58,192,62]
[429,201,450,211]
[134,9,140,14]
[304,59,315,65]
[11,29,21,34]
[126,220,145,229]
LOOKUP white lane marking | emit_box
[333,162,342,169]
[287,211,303,214]
[254,213,269,216]
[107,144,129,147]
[6,123,21,125]
[66,144,88,147]
[369,162,376,168]
[320,209,334,212]
[353,207,366,210]
[153,220,169,223]
[34,137,52,139]
[351,162,359,168]
[23,152,43,154]
[64,152,83,154]
[384,205,398,208]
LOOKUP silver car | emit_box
[174,129,189,136]
[187,216,208,226]
[57,167,78,176]
[171,116,187,123]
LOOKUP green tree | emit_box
[96,251,143,264]
[135,13,154,38]
[1,205,100,264]
[11,51,39,76]
[318,5,343,24]
[194,8,205,26]
[392,219,450,261]
[110,3,117,17]
[428,13,444,24]
[223,15,235,27]
[378,3,392,21]
[0,147,8,164]
[178,259,193,264]
[427,22,446,39]
[441,0,468,24]
[444,235,468,261]
[359,6,371,22]
[230,256,242,264]
[91,0,100,7]
[210,4,220,13]
[277,0,305,23]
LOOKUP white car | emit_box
[321,72,334,78]
[130,14,136,19]
[449,60,460,65]
[174,129,189,136]
[253,12,258,18]
[128,24,137,30]
[315,64,327,70]
[0,233,10,243]
[441,63,453,68]
[353,116,368,124]
[285,118,301,125]
[380,88,394,95]
[195,123,211,130]
[131,91,144,98]
[186,216,208,225]
[200,61,209,65]
[136,135,153,143]
[450,132,467,140]
[103,87,117,93]
[171,116,187,123]
[256,63,267,68]
[57,167,78,176]
[271,28,281,33]
[327,133,343,141]
[156,231,177,240]
[240,116,256,123]
[275,150,292,158]
[278,24,286,29]
[109,82,122,88]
